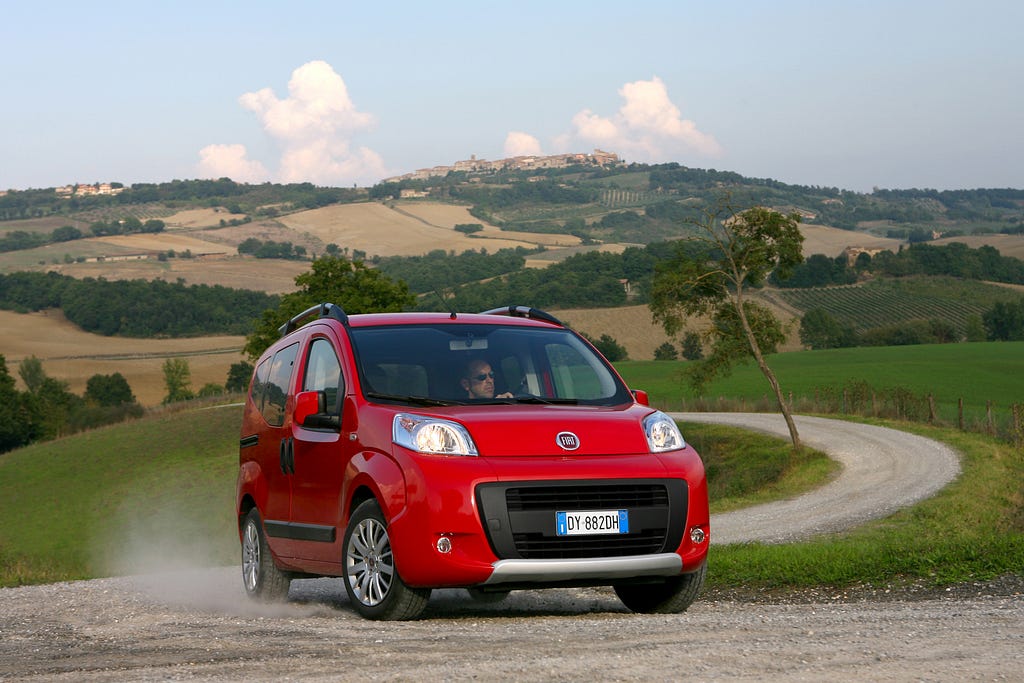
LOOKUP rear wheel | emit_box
[241,508,291,602]
[613,562,706,614]
[343,499,430,620]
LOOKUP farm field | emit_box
[277,202,556,258]
[798,223,903,257]
[0,309,245,406]
[932,233,1024,260]
[774,276,1023,333]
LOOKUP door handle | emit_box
[279,438,295,475]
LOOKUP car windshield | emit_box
[349,323,632,406]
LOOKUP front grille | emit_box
[506,484,669,512]
[476,480,688,560]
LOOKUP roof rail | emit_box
[278,302,349,337]
[480,305,564,327]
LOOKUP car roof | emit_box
[345,311,562,329]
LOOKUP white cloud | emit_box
[197,61,385,186]
[196,144,269,183]
[503,131,543,157]
[562,77,722,161]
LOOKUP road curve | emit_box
[670,412,962,545]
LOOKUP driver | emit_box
[461,359,513,399]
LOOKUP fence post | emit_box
[987,401,994,435]
[928,394,936,424]
[958,397,964,431]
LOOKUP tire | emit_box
[613,562,706,614]
[343,499,430,620]
[241,508,292,602]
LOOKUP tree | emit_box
[592,334,628,362]
[649,199,804,448]
[162,358,194,404]
[226,361,254,393]
[244,256,415,360]
[799,308,853,349]
[681,332,704,361]
[19,356,79,440]
[0,354,34,453]
[983,298,1024,341]
[654,342,678,361]
[85,373,136,407]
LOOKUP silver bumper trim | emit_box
[482,553,683,585]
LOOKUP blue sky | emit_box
[2,0,1021,193]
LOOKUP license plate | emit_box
[555,509,629,536]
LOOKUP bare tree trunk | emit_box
[735,296,802,449]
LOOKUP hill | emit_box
[0,309,244,406]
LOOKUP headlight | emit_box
[643,411,686,452]
[393,413,479,456]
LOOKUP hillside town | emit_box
[382,149,621,183]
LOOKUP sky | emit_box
[1,0,1021,194]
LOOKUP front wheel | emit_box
[613,562,706,614]
[241,508,291,602]
[343,499,430,620]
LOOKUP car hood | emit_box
[450,403,656,457]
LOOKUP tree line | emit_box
[0,272,278,336]
[0,354,143,454]
[773,242,1024,288]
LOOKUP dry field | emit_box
[932,233,1024,260]
[278,202,575,258]
[161,207,233,229]
[0,309,245,407]
[799,223,904,257]
[91,233,234,255]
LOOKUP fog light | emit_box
[436,536,452,554]
[689,526,707,544]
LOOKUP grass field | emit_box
[617,341,1024,429]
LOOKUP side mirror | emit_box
[631,389,649,406]
[294,390,339,429]
[294,390,324,426]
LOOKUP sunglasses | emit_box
[470,371,495,382]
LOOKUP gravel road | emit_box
[2,414,1020,681]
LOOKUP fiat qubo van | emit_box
[237,303,709,620]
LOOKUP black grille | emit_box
[476,480,687,561]
[506,483,669,512]
[513,529,667,558]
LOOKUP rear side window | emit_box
[260,342,299,427]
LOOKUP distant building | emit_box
[383,149,621,184]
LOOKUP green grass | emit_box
[707,421,1024,590]
[618,341,1024,428]
[0,404,240,585]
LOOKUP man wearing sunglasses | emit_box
[460,358,513,399]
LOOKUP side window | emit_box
[250,358,271,404]
[261,342,299,427]
[303,338,343,415]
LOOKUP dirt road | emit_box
[2,414,1020,681]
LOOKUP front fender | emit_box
[342,450,406,524]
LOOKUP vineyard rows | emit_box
[777,284,986,331]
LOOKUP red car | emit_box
[237,303,709,620]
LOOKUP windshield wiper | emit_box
[365,392,464,407]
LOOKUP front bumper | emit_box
[483,552,683,585]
